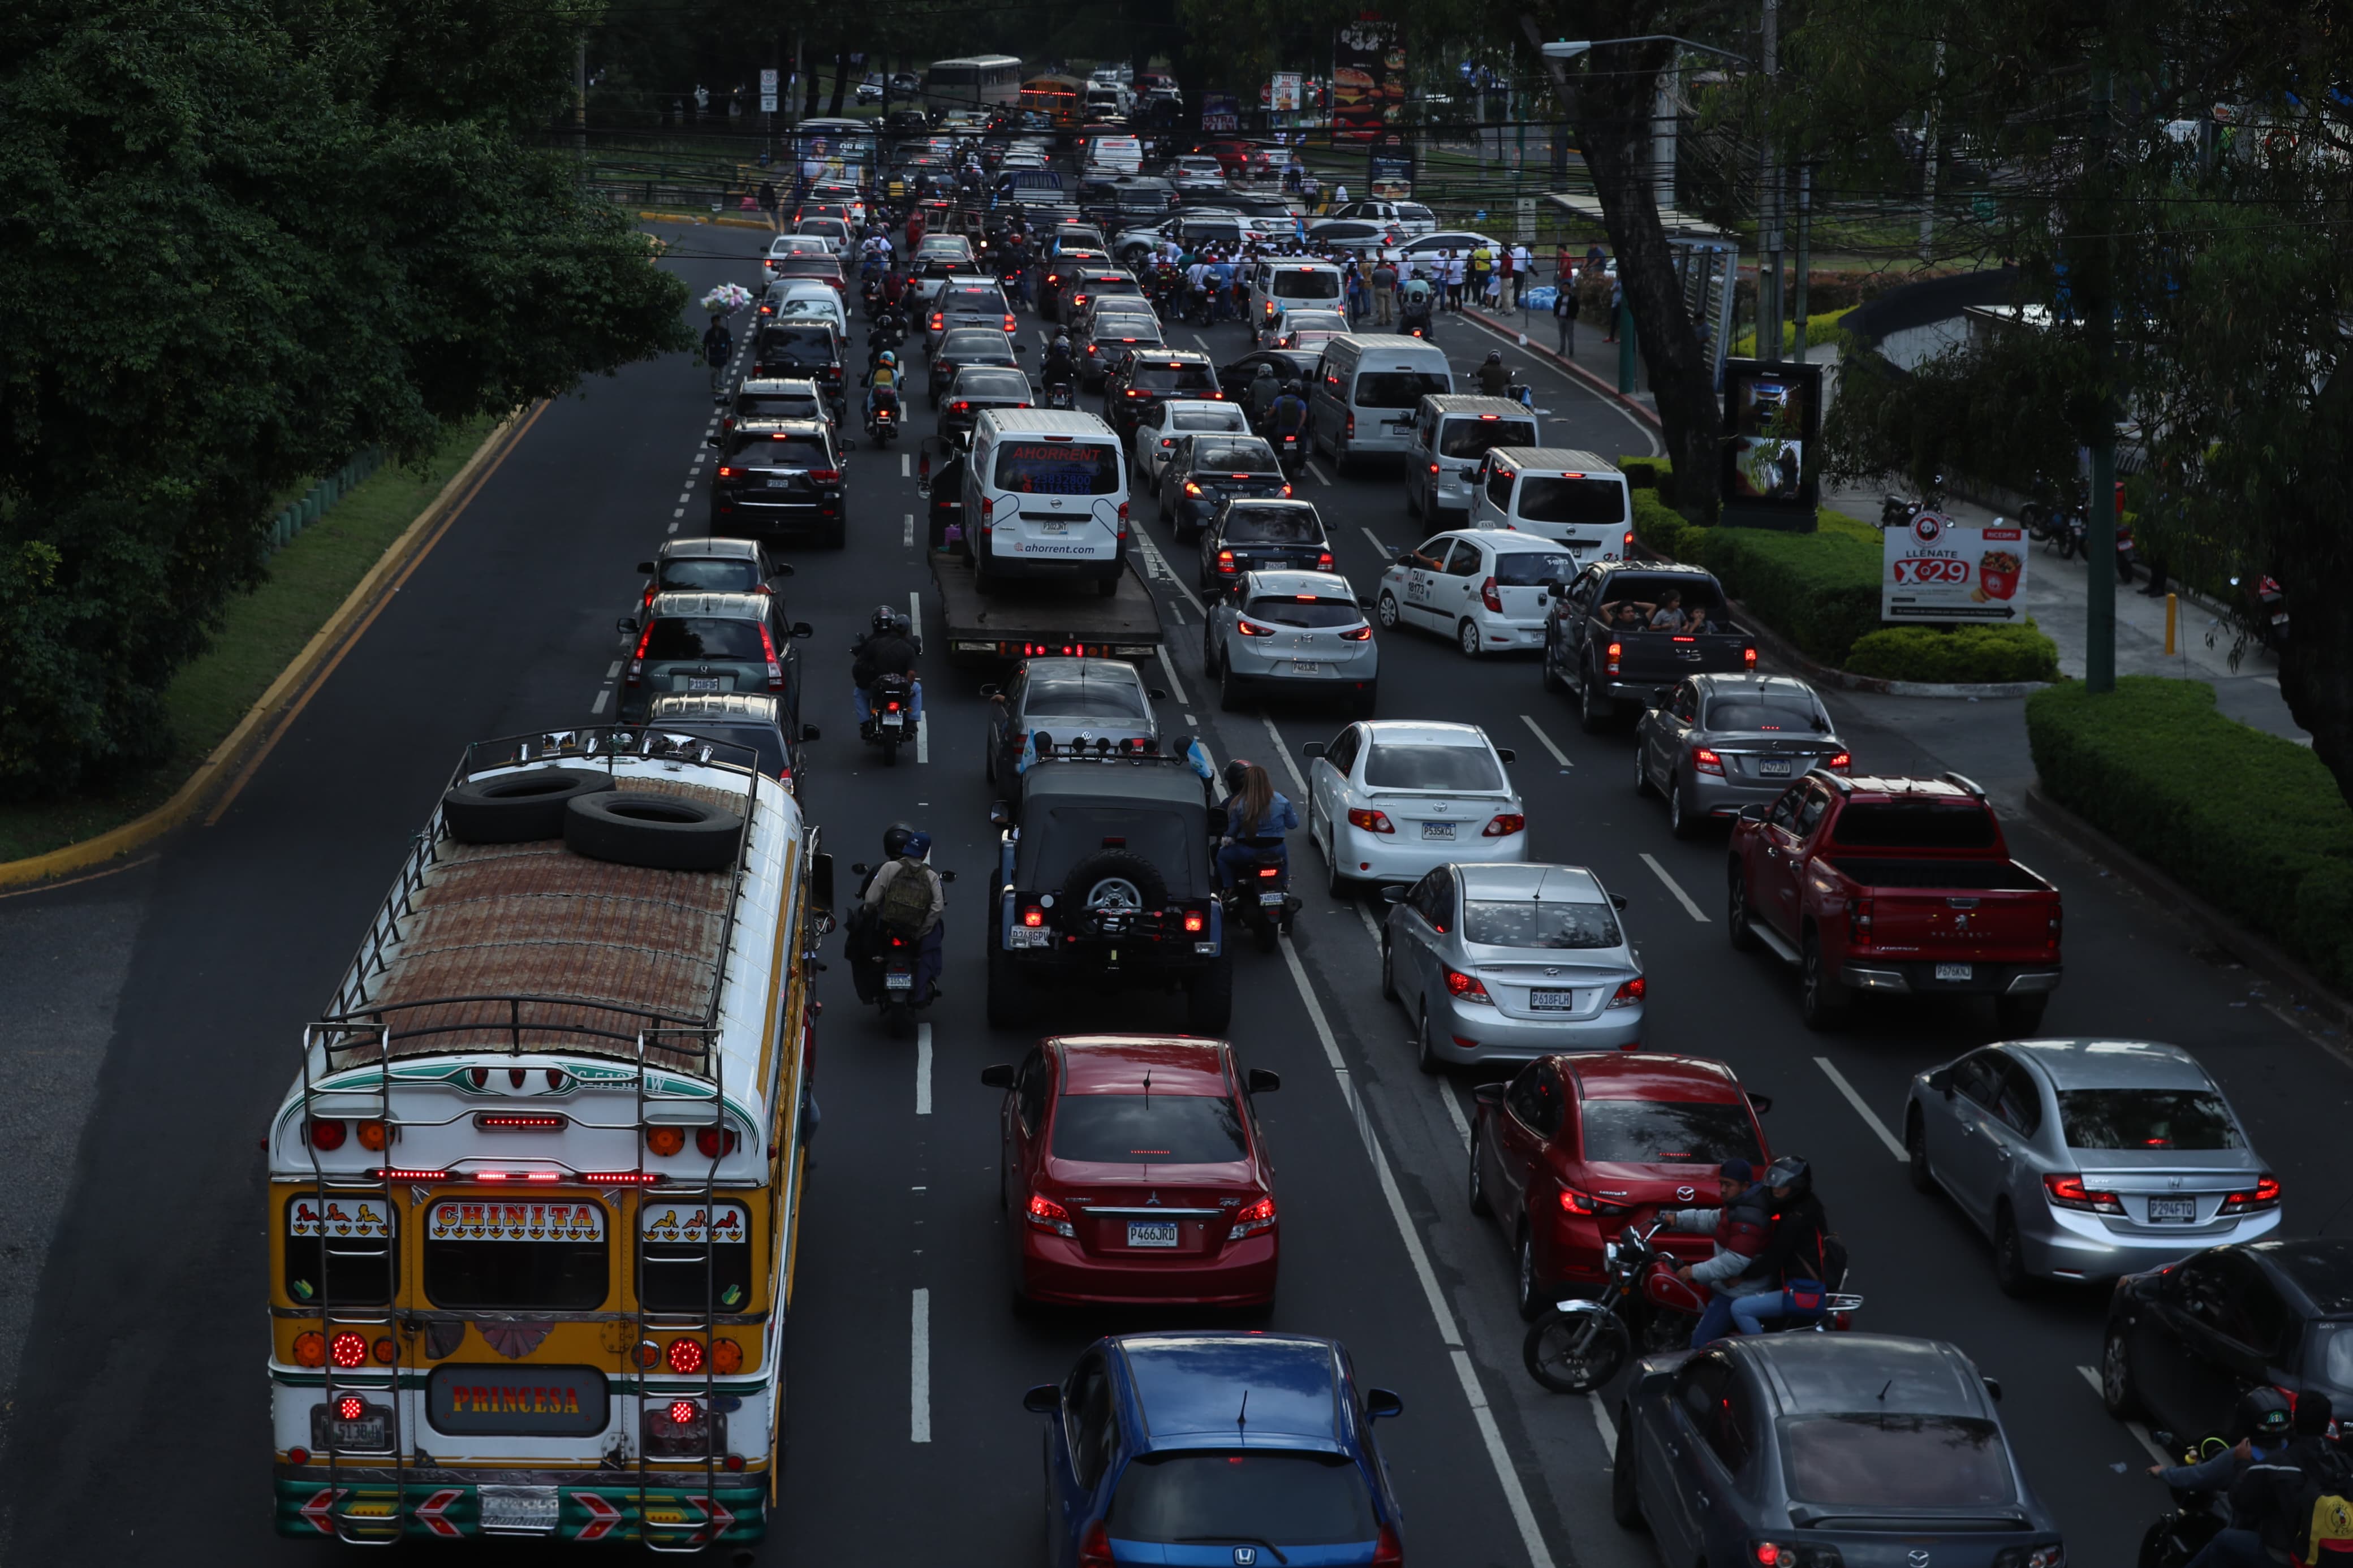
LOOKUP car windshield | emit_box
[1831,802,1998,849]
[1494,551,1579,588]
[1518,476,1628,525]
[1705,694,1829,731]
[1781,1415,2015,1508]
[1223,508,1318,543]
[735,394,821,421]
[1245,595,1359,628]
[1579,1100,1760,1164]
[942,333,1012,360]
[955,371,1031,399]
[1354,371,1452,409]
[727,434,828,466]
[658,559,761,594]
[757,327,835,365]
[2056,1090,2246,1150]
[996,442,1121,495]
[643,619,766,662]
[1463,899,1621,949]
[1438,418,1537,459]
[1131,362,1216,394]
[1024,675,1150,722]
[1050,1094,1247,1163]
[1362,742,1501,792]
[1174,408,1246,432]
[1109,1450,1375,1548]
[1273,269,1343,300]
[1194,442,1279,474]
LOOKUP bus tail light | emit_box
[306,1118,346,1151]
[645,1125,686,1156]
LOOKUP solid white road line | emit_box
[1131,528,1206,616]
[910,1288,932,1443]
[1276,939,1557,1568]
[2076,1366,2170,1465]
[1360,526,1392,559]
[590,689,610,715]
[1589,1392,1618,1459]
[1813,1057,1907,1160]
[1307,459,1334,486]
[915,1024,933,1115]
[1519,714,1572,768]
[1153,643,1192,710]
[1639,852,1710,922]
[903,512,914,547]
[1261,713,1309,798]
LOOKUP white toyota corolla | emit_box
[1301,720,1525,895]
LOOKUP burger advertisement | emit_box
[1334,20,1404,142]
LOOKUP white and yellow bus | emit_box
[266,728,830,1546]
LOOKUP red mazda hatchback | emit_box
[1469,1052,1772,1318]
[981,1035,1282,1308]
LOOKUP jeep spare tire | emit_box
[564,791,744,872]
[442,768,616,844]
[1058,849,1169,930]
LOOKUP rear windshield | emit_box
[1781,1415,2014,1509]
[1050,1094,1247,1163]
[996,442,1121,495]
[1245,596,1359,628]
[2056,1090,2244,1150]
[941,333,1012,359]
[1131,362,1216,394]
[1354,371,1452,409]
[1223,507,1319,543]
[942,286,1006,308]
[1109,1450,1375,1548]
[423,1204,609,1311]
[955,370,1032,399]
[1579,1100,1761,1165]
[1363,742,1502,792]
[1438,418,1537,459]
[1087,277,1144,296]
[1024,675,1150,722]
[1494,551,1579,588]
[1174,408,1245,432]
[735,394,821,421]
[757,327,836,365]
[1706,695,1830,731]
[1464,900,1621,949]
[1273,269,1343,300]
[1831,802,1998,849]
[647,724,785,777]
[657,559,762,594]
[644,619,766,661]
[728,434,828,466]
[1517,476,1628,525]
[1194,442,1279,474]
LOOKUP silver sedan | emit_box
[1904,1038,2281,1295]
[1379,863,1643,1072]
[1634,673,1849,838]
[1203,569,1377,715]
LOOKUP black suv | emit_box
[1195,496,1331,594]
[751,320,846,415]
[1102,351,1219,440]
[1157,434,1290,543]
[986,748,1232,1033]
[710,421,846,548]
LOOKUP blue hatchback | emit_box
[1024,1332,1407,1566]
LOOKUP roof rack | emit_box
[1807,766,1854,792]
[1941,771,1986,797]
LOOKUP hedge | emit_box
[2026,677,2353,994]
[1846,624,2059,683]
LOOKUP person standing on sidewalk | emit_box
[1440,249,1462,310]
[1604,273,1623,343]
[1495,243,1516,306]
[1508,241,1534,305]
[1554,283,1580,356]
[1469,241,1495,307]
[1371,256,1398,325]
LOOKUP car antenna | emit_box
[1142,1068,1152,1105]
[1237,1388,1248,1439]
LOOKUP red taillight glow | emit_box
[477,1113,565,1129]
[1481,576,1503,612]
[626,620,653,686]
[1340,625,1372,641]
[307,1117,345,1151]
[1605,640,1623,675]
[716,465,739,479]
[1559,1185,1598,1215]
[1228,1196,1277,1239]
[808,469,842,483]
[1217,550,1236,574]
[1827,751,1851,771]
[1236,619,1275,637]
[1373,1522,1404,1566]
[760,621,785,692]
[667,1337,705,1375]
[669,1399,698,1426]
[2221,1175,2282,1214]
[1183,910,1205,932]
[1743,646,1759,669]
[1482,813,1525,837]
[1693,748,1725,776]
[1444,968,1493,1004]
[1185,481,1203,496]
[1346,807,1395,833]
[695,1126,739,1159]
[1609,977,1647,1008]
[1025,1193,1075,1238]
[2044,1173,2126,1214]
[1023,906,1045,928]
[367,1167,447,1181]
[337,1395,366,1420]
[579,1172,668,1185]
[1079,1520,1116,1568]
[1316,550,1331,569]
[330,1332,368,1369]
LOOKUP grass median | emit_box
[0,417,493,865]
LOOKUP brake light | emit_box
[951,401,969,414]
[1316,550,1331,569]
[1344,412,1355,439]
[1481,813,1524,837]
[330,1332,368,1370]
[1217,550,1236,574]
[306,1117,346,1151]
[2221,1175,2282,1214]
[1237,619,1275,637]
[626,619,652,685]
[1184,481,1202,496]
[759,622,785,692]
[1693,748,1724,776]
[1003,314,1017,331]
[1283,485,1296,498]
[1116,500,1128,537]
[1228,1196,1277,1239]
[1826,751,1851,771]
[1480,576,1503,612]
[695,1126,739,1158]
[1444,968,1493,1004]
[1605,640,1622,676]
[1559,1185,1598,1215]
[929,313,943,330]
[1025,1193,1075,1237]
[1022,906,1045,928]
[1744,646,1759,669]
[1340,625,1371,641]
[1373,1522,1404,1566]
[2044,1173,2125,1214]
[1079,1520,1115,1568]
[1609,977,1647,1008]
[666,1337,704,1374]
[716,465,740,479]
[1346,807,1395,833]
[1183,910,1205,932]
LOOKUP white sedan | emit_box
[1301,721,1525,895]
[761,283,848,335]
[1131,399,1249,487]
[1374,530,1581,658]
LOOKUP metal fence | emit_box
[267,448,383,555]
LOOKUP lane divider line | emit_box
[1153,643,1192,710]
[1590,1392,1618,1460]
[1443,1345,1559,1568]
[1812,1057,1907,1160]
[1261,712,1310,798]
[605,661,623,680]
[900,451,911,478]
[910,1288,932,1444]
[2075,1366,2170,1466]
[1130,528,1205,617]
[915,1023,933,1115]
[1307,459,1334,486]
[902,512,914,547]
[915,712,929,764]
[1360,526,1393,559]
[1639,852,1710,922]
[590,689,610,715]
[1520,714,1572,768]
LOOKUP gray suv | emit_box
[616,591,813,724]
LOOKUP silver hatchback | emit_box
[1905,1038,2281,1293]
[1203,569,1377,715]
[1634,673,1849,837]
[980,656,1166,790]
[1379,862,1643,1071]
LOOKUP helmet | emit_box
[2235,1386,2294,1443]
[1281,379,1302,396]
[879,349,897,366]
[1761,1155,1812,1200]
[1222,758,1255,794]
[870,604,906,634]
[881,821,919,858]
[1485,349,1503,365]
[1255,364,1275,378]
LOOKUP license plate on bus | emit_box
[1935,962,1974,982]
[2149,1196,2197,1223]
[1421,822,1455,840]
[1529,988,1577,1010]
[884,971,914,990]
[478,1487,560,1535]
[1759,759,1792,776]
[687,677,722,692]
[1290,661,1327,675]
[1127,1221,1179,1248]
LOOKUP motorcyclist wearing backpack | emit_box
[2149,1388,2295,1568]
[1726,1155,1835,1335]
[1040,331,1078,404]
[1660,1157,1777,1347]
[2204,1390,2348,1568]
[1266,379,1309,443]
[851,604,923,731]
[1244,363,1280,426]
[861,828,947,1004]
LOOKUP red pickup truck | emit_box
[1726,771,2062,1033]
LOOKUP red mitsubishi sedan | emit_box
[1469,1053,1772,1318]
[981,1035,1281,1308]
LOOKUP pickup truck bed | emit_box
[1825,857,2051,892]
[932,552,1164,664]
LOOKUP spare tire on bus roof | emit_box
[563,790,744,872]
[441,768,616,844]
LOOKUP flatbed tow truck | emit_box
[929,551,1164,665]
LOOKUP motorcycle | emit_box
[2138,1435,2233,1568]
[1270,426,1306,478]
[1878,475,1946,529]
[862,672,917,766]
[1399,304,1435,341]
[1042,377,1076,411]
[1520,1221,1861,1394]
[1219,845,1299,954]
[866,392,901,448]
[861,277,886,321]
[844,866,956,1036]
[2234,574,2289,651]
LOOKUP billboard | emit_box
[1272,72,1303,112]
[1881,513,2030,623]
[1202,92,1239,132]
[1717,358,1822,521]
[1334,20,1405,142]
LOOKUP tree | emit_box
[0,0,689,798]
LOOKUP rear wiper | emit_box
[1174,1537,1288,1564]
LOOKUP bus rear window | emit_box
[424,1199,609,1311]
[1517,476,1628,524]
[286,1193,396,1306]
[996,442,1121,494]
[639,1203,755,1312]
[1273,269,1342,300]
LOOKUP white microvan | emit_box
[962,408,1131,593]
[1246,259,1345,344]
[1466,446,1635,560]
[1307,335,1455,471]
[1407,394,1541,519]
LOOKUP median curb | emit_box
[636,210,775,231]
[1459,304,1662,431]
[0,411,528,893]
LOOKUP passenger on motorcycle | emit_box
[2192,1389,2346,1568]
[1245,364,1280,425]
[865,350,902,422]
[1215,761,1298,889]
[1726,1156,1837,1335]
[1040,332,1078,400]
[851,604,923,726]
[857,826,947,1004]
[1660,1158,1777,1348]
[1398,271,1436,333]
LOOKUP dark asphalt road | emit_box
[4,217,2349,1568]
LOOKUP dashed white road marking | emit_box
[1261,713,1309,798]
[910,1288,932,1443]
[1813,1057,1907,1160]
[903,512,915,547]
[915,1023,933,1115]
[1520,714,1572,767]
[2076,1366,2170,1466]
[1307,460,1334,486]
[1639,852,1709,922]
[589,689,610,715]
[1360,526,1393,559]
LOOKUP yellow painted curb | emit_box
[636,210,775,231]
[0,411,527,891]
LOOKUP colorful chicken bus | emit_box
[266,728,831,1546]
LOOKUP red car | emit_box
[1192,138,1274,178]
[1469,1053,1771,1318]
[982,1035,1282,1307]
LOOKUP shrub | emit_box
[2027,677,2353,994]
[1845,624,2059,683]
[1700,519,1885,666]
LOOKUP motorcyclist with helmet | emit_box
[851,603,923,733]
[1245,363,1280,426]
[1215,759,1298,891]
[2197,1390,2348,1568]
[1397,269,1437,336]
[865,348,903,434]
[1040,330,1078,405]
[1726,1155,1835,1335]
[1475,348,1512,398]
[848,823,948,1006]
[1658,1157,1778,1347]
[1266,379,1309,446]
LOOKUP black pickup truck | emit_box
[1540,561,1759,732]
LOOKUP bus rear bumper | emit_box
[271,1471,766,1544]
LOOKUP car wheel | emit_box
[2101,1321,2147,1420]
[1668,775,1701,839]
[1380,934,1398,1001]
[1458,619,1483,658]
[1467,1121,1493,1216]
[1992,1203,2033,1297]
[1578,664,1612,733]
[1218,657,1246,712]
[1541,632,1567,693]
[1906,1107,1936,1194]
[1416,1006,1443,1075]
[1323,823,1356,900]
[1375,592,1402,630]
[1727,865,1761,952]
[1798,930,1848,1030]
[1515,1226,1546,1321]
[1610,1407,1645,1528]
[1632,745,1655,798]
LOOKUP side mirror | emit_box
[1365,1388,1404,1422]
[1014,342,1029,355]
[1928,1068,1954,1097]
[1609,893,1629,912]
[1495,748,1516,764]
[980,1063,1015,1088]
[1302,742,1326,759]
[978,683,1002,698]
[615,617,640,636]
[1359,594,1377,609]
[705,435,721,448]
[635,560,657,575]
[769,563,797,578]
[1148,686,1169,700]
[939,870,958,884]
[1747,1092,1774,1115]
[989,801,1013,829]
[791,621,815,638]
[1983,1376,2003,1403]
[1246,1068,1281,1094]
[1394,551,1416,567]
[1380,885,1406,905]
[810,852,835,914]
[1738,804,1769,822]
[801,724,822,742]
[850,861,870,877]
[1473,1082,1506,1106]
[1652,686,1675,709]
[1022,1384,1061,1414]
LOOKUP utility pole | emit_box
[1756,0,1781,362]
[2084,57,2118,693]
[574,35,587,157]
[1791,163,1812,361]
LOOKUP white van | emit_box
[1466,447,1635,560]
[1305,335,1455,472]
[962,409,1131,593]
[1246,260,1346,344]
[1407,394,1541,519]
[1083,133,1143,174]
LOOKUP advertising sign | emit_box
[1881,512,2030,623]
[428,1364,610,1437]
[1334,20,1405,142]
[1368,132,1414,199]
[1272,72,1303,112]
[1717,358,1822,525]
[1202,92,1239,132]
